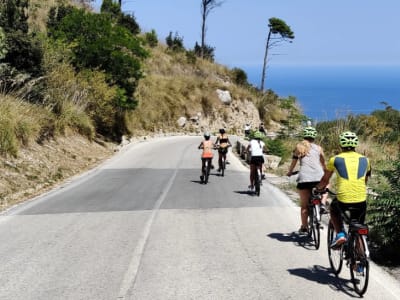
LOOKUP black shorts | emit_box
[296,181,319,190]
[330,198,367,224]
[218,147,228,154]
[250,156,264,165]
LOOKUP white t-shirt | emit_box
[249,139,265,156]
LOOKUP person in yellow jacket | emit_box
[316,131,371,249]
[198,132,215,183]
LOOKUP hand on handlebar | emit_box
[312,187,328,195]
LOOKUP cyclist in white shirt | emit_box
[246,131,266,191]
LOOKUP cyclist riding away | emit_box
[287,126,328,234]
[214,128,232,172]
[198,132,215,183]
[246,131,266,191]
[244,123,251,138]
[315,131,371,249]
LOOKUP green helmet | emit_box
[303,127,317,138]
[339,131,358,148]
[254,131,263,139]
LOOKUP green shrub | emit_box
[368,155,400,262]
[144,29,158,47]
[231,67,248,86]
[48,5,148,110]
[185,50,197,64]
[166,31,185,52]
[193,41,215,61]
[266,138,289,160]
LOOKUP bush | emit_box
[48,5,148,110]
[193,41,215,61]
[185,50,197,64]
[0,94,45,156]
[166,31,185,52]
[368,155,400,263]
[231,67,248,86]
[265,138,289,160]
[144,30,158,47]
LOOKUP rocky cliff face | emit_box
[177,89,282,136]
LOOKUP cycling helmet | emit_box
[254,131,263,139]
[303,127,317,139]
[219,128,225,134]
[339,131,358,148]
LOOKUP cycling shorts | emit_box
[218,147,228,154]
[250,156,264,165]
[330,198,367,224]
[297,181,319,190]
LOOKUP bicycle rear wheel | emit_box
[221,157,225,177]
[204,160,211,184]
[311,205,320,249]
[254,169,260,196]
[327,221,343,274]
[350,235,369,296]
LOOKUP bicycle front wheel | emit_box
[327,221,343,275]
[311,205,320,249]
[350,235,369,296]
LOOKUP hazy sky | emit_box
[93,0,400,69]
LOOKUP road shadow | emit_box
[287,265,358,297]
[267,232,300,243]
[234,190,258,196]
[267,232,317,250]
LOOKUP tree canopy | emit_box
[260,17,294,91]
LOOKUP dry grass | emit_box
[0,94,49,156]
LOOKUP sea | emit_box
[243,65,400,121]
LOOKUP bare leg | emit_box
[299,189,311,228]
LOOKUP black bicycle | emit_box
[221,154,226,177]
[217,146,230,177]
[327,201,370,296]
[254,165,262,196]
[307,190,323,249]
[201,158,212,184]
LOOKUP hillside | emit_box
[0,1,301,211]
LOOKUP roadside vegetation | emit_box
[1,0,399,269]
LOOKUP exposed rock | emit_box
[216,89,232,104]
[177,116,186,127]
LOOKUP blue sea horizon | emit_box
[242,64,400,121]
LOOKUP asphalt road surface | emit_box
[0,136,399,299]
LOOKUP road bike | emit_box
[326,192,370,296]
[307,190,323,249]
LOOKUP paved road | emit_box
[0,136,399,299]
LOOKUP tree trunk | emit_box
[201,3,207,58]
[260,29,272,92]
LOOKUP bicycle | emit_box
[217,146,229,177]
[307,190,323,249]
[253,164,262,196]
[200,157,212,184]
[325,191,370,296]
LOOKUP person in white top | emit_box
[287,127,328,234]
[246,131,266,191]
[244,123,251,137]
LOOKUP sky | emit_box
[92,0,400,70]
